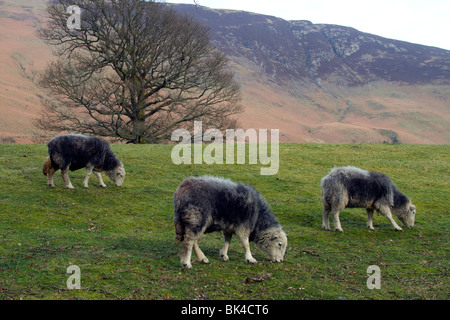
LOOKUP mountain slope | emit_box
[173,4,450,144]
[0,0,50,143]
[0,1,449,144]
[175,4,450,86]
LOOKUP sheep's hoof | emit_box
[200,258,210,264]
[181,262,192,269]
[220,249,230,261]
[246,258,257,264]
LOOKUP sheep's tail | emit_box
[173,191,185,243]
[175,221,185,243]
[43,157,52,176]
[174,208,185,243]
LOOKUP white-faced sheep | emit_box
[321,166,416,232]
[174,176,287,269]
[43,134,125,189]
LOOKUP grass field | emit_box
[0,143,448,300]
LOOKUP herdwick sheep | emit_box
[321,166,416,232]
[43,134,125,189]
[174,176,287,269]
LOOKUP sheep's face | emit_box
[108,165,126,186]
[396,202,416,228]
[257,229,287,262]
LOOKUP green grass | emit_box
[0,143,448,300]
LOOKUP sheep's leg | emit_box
[181,238,195,269]
[94,171,107,188]
[83,165,93,188]
[193,240,209,264]
[47,167,56,188]
[332,209,344,232]
[236,229,257,264]
[220,231,233,261]
[322,202,331,230]
[61,167,74,189]
[366,208,375,231]
[242,238,257,264]
[379,206,403,231]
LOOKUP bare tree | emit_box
[34,0,242,143]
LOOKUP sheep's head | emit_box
[108,165,126,186]
[256,228,287,262]
[395,202,416,229]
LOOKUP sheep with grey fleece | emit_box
[321,166,416,232]
[174,176,287,269]
[43,134,125,189]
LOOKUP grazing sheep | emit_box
[321,166,416,232]
[174,176,287,269]
[43,134,125,189]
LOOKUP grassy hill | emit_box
[0,143,448,300]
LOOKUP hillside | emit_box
[173,4,450,144]
[0,1,449,143]
[0,0,49,143]
[175,4,450,86]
